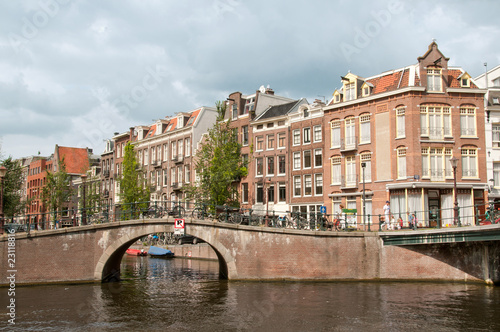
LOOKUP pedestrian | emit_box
[383,201,390,230]
[398,216,403,230]
[390,215,396,230]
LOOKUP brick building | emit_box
[225,86,295,211]
[130,107,218,207]
[323,42,487,227]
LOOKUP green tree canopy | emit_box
[118,143,150,212]
[0,157,26,217]
[185,101,247,208]
[42,158,74,219]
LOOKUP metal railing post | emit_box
[378,214,382,231]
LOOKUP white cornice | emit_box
[446,88,486,94]
[325,86,426,110]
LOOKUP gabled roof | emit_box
[255,99,303,120]
[56,146,89,175]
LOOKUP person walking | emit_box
[383,201,390,230]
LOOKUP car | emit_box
[176,235,204,245]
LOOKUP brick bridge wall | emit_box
[1,219,499,285]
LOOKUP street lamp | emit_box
[361,162,367,231]
[0,166,7,234]
[450,156,460,227]
[265,178,270,227]
[81,174,87,226]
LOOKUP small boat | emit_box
[148,245,175,258]
[126,248,148,256]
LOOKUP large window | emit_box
[397,148,406,179]
[344,82,355,101]
[293,130,300,146]
[461,148,478,178]
[420,105,451,139]
[267,156,275,175]
[313,126,322,142]
[303,150,312,168]
[293,176,301,197]
[163,144,168,161]
[314,149,322,167]
[315,174,323,196]
[278,133,286,148]
[256,158,263,176]
[427,67,442,92]
[278,155,286,175]
[360,153,371,182]
[304,175,312,196]
[185,165,190,183]
[256,184,263,203]
[242,183,249,203]
[344,117,356,149]
[493,125,500,147]
[293,152,301,170]
[345,156,356,187]
[256,136,263,151]
[242,126,249,146]
[245,97,255,114]
[421,147,453,181]
[331,120,341,148]
[359,114,371,144]
[460,107,476,137]
[185,138,191,157]
[267,135,275,150]
[279,182,286,202]
[268,185,275,203]
[303,127,311,144]
[396,107,405,138]
[178,139,184,157]
[331,156,341,184]
[494,163,500,188]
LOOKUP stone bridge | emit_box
[1,219,500,285]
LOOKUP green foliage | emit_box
[185,101,247,208]
[0,157,26,217]
[118,143,150,215]
[42,158,74,220]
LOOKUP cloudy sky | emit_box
[1,0,500,160]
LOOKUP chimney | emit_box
[265,87,274,95]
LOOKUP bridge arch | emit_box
[94,223,230,282]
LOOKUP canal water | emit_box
[2,255,500,331]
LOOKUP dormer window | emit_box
[245,97,255,113]
[303,109,309,118]
[232,104,238,119]
[345,83,355,101]
[459,72,471,88]
[427,67,442,92]
[494,78,500,87]
[335,95,340,103]
[493,97,500,105]
[361,82,373,97]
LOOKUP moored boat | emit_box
[148,245,175,258]
[126,248,148,256]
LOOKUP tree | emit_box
[185,101,247,208]
[118,143,150,218]
[0,157,26,217]
[42,158,74,221]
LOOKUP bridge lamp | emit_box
[0,166,6,234]
[450,156,460,227]
[361,162,366,231]
[81,174,87,226]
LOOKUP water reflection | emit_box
[2,255,499,331]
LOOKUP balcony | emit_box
[340,136,357,152]
[172,182,183,190]
[173,155,184,163]
[151,160,161,167]
[341,174,358,189]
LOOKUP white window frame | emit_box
[331,120,341,148]
[461,148,478,178]
[427,68,442,92]
[460,107,476,137]
[313,125,322,142]
[303,127,311,144]
[304,174,312,196]
[359,114,371,144]
[331,156,341,185]
[397,148,406,180]
[396,107,406,138]
[360,153,372,182]
[293,152,301,170]
[293,130,300,146]
[293,176,301,197]
[314,149,322,168]
[303,150,312,169]
[314,174,323,196]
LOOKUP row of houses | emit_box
[15,42,500,228]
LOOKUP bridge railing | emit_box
[1,201,499,234]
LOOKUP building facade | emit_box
[324,42,487,227]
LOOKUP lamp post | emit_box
[450,156,460,227]
[81,174,87,226]
[265,178,270,227]
[0,166,7,234]
[361,162,366,231]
